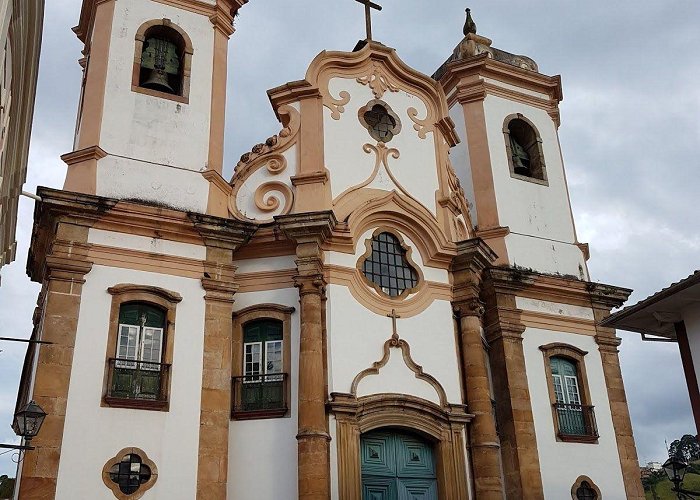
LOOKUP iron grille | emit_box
[106,358,170,403]
[553,403,598,439]
[232,373,288,418]
[362,232,418,297]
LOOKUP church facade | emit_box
[14,1,644,499]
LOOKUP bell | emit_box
[510,136,531,176]
[142,68,174,93]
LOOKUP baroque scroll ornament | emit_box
[357,63,400,99]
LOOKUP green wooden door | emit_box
[361,430,437,500]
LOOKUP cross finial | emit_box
[355,0,382,41]
[387,308,401,340]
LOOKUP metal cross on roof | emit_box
[355,0,382,41]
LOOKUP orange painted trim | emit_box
[207,27,228,174]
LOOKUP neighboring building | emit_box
[0,0,44,280]
[14,2,644,499]
[603,271,700,436]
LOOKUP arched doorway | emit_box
[361,429,438,499]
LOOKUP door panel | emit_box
[361,432,397,477]
[398,479,438,500]
[363,477,398,500]
[395,436,436,478]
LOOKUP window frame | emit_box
[232,304,295,420]
[358,227,424,300]
[102,447,158,500]
[503,113,549,186]
[539,343,597,444]
[103,285,182,411]
[132,19,193,104]
[570,475,602,500]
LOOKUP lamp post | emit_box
[0,400,47,451]
[663,457,700,499]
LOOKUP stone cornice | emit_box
[275,211,337,245]
[60,145,107,166]
[188,213,257,251]
[438,53,563,103]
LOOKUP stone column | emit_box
[191,215,255,500]
[451,239,504,500]
[18,224,93,500]
[481,267,544,500]
[593,298,645,500]
[278,212,335,500]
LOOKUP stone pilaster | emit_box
[19,226,93,500]
[277,211,336,500]
[451,239,504,500]
[191,215,255,500]
[592,290,644,500]
[481,267,544,500]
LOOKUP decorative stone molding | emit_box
[102,447,158,500]
[570,475,602,500]
[329,393,472,500]
[102,285,181,411]
[351,332,448,407]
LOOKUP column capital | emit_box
[595,334,622,352]
[189,213,257,251]
[275,210,337,245]
[453,297,485,319]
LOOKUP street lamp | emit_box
[0,400,47,451]
[663,457,700,499]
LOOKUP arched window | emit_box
[232,304,294,419]
[540,343,598,443]
[104,285,181,411]
[132,19,193,102]
[503,114,548,184]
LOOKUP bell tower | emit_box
[64,0,247,214]
[435,10,589,279]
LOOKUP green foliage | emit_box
[0,475,15,499]
[669,435,700,462]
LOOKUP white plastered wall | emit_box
[481,94,587,278]
[54,265,206,500]
[228,288,299,500]
[324,77,440,216]
[325,224,460,405]
[448,102,477,223]
[522,327,627,499]
[95,0,215,212]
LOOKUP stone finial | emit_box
[463,8,477,36]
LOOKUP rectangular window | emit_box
[564,375,581,405]
[140,327,163,371]
[116,325,140,369]
[244,342,262,381]
[265,340,283,381]
[552,375,565,404]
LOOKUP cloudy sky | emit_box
[0,0,698,477]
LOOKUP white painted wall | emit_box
[55,265,206,500]
[228,288,299,500]
[473,93,587,277]
[88,228,207,260]
[324,76,440,216]
[94,0,215,211]
[522,328,627,499]
[516,296,594,321]
[448,102,477,224]
[326,284,461,405]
